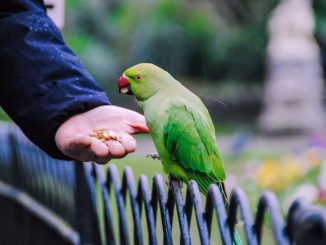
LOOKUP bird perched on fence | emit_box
[118,63,242,244]
[118,64,242,244]
[118,63,226,194]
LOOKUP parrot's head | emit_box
[118,63,171,101]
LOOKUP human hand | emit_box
[55,105,149,164]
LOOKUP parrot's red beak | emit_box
[118,74,133,95]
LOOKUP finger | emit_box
[127,113,150,134]
[61,135,92,156]
[106,140,126,158]
[92,155,112,165]
[58,134,113,164]
[76,140,111,165]
[73,135,92,146]
[89,137,110,157]
[65,136,110,163]
[120,135,137,153]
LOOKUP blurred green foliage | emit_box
[314,0,326,75]
[63,0,279,92]
[314,0,326,42]
[61,0,326,116]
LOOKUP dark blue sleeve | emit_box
[0,0,111,159]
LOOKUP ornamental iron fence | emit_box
[0,123,325,245]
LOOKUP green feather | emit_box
[162,103,225,184]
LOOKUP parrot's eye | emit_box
[135,75,142,81]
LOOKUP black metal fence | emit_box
[0,122,325,245]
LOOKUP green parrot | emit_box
[118,63,242,244]
[118,63,226,195]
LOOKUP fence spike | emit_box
[186,181,210,245]
[229,187,258,245]
[206,184,233,245]
[122,167,143,245]
[137,175,158,245]
[168,178,191,245]
[94,164,116,245]
[106,164,130,245]
[254,191,289,245]
[287,198,326,245]
[152,174,173,245]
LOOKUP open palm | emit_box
[55,105,149,164]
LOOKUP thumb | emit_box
[130,116,150,134]
[132,123,150,134]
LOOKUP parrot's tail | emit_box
[233,229,243,245]
[216,182,228,204]
[216,182,243,245]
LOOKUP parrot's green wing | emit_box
[163,103,226,194]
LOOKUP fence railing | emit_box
[0,122,325,245]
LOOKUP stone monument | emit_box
[259,0,326,133]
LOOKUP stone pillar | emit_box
[259,0,326,133]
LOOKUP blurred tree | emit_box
[63,0,278,89]
[203,0,278,82]
[64,0,123,90]
[313,0,326,78]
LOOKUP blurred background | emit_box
[2,0,326,211]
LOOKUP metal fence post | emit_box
[75,162,102,245]
[287,199,326,245]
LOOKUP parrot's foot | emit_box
[166,175,183,189]
[146,153,160,160]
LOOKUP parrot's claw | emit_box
[166,175,183,189]
[146,153,161,160]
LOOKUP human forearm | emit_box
[0,0,110,159]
